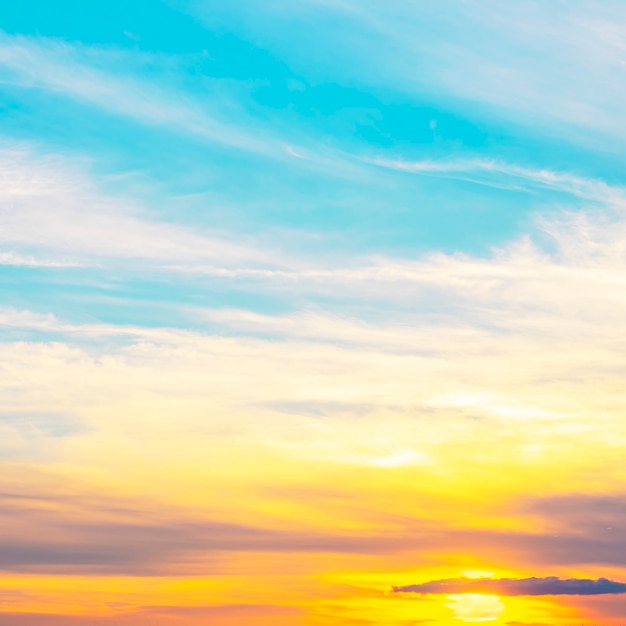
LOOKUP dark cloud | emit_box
[0,520,404,574]
[0,491,411,575]
[0,614,97,626]
[394,576,626,596]
[435,527,626,568]
[501,492,626,567]
[523,493,626,533]
[265,488,626,569]
[8,481,626,577]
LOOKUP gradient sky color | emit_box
[2,1,626,624]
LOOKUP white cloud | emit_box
[3,182,626,495]
[0,251,79,267]
[0,144,268,265]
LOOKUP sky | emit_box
[2,1,626,624]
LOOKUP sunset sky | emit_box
[2,1,626,624]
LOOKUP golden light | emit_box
[445,594,504,622]
[460,570,495,580]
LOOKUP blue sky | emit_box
[2,0,625,331]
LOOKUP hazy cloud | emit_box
[0,490,413,575]
[0,146,267,266]
[0,604,300,626]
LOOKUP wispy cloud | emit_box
[371,157,626,207]
[0,145,268,266]
[0,605,300,626]
[0,487,416,575]
[0,34,270,154]
[0,33,368,178]
[0,251,79,267]
[190,0,626,143]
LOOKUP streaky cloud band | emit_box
[393,576,626,596]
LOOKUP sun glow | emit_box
[446,594,504,622]
[461,570,496,580]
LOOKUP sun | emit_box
[445,594,504,622]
